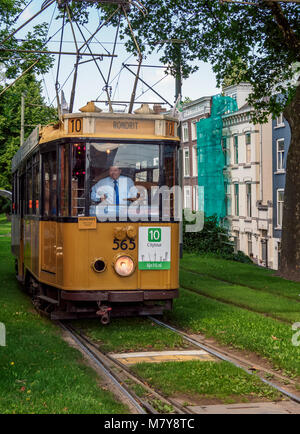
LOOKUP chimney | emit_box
[153,104,167,114]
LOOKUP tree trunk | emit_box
[279,83,300,280]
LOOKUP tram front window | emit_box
[89,142,177,221]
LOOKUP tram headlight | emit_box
[114,256,135,277]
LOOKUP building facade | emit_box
[272,112,291,270]
[181,97,211,211]
[222,84,274,268]
[180,84,291,270]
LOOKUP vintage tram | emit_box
[11,102,180,323]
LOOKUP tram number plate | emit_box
[68,118,83,134]
[112,239,136,251]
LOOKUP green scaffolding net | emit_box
[197,94,238,220]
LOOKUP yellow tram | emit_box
[11,102,180,323]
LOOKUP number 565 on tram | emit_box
[11,102,181,324]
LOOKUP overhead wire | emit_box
[13,0,34,25]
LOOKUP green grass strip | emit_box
[72,317,187,353]
[180,268,300,324]
[0,215,11,235]
[131,360,281,403]
[181,253,300,301]
[165,289,300,378]
[0,237,128,414]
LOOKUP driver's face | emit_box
[109,166,121,180]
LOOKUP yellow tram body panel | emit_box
[35,221,179,291]
[12,104,180,320]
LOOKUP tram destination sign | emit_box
[95,118,176,137]
[138,226,171,270]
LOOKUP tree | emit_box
[0,1,57,195]
[0,73,58,193]
[107,0,299,280]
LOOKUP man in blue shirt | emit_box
[90,166,138,219]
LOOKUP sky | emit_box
[13,1,220,113]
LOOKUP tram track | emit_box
[148,316,300,406]
[58,321,194,415]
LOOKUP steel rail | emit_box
[149,316,300,405]
[60,322,192,415]
[59,321,146,414]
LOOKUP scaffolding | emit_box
[197,94,238,220]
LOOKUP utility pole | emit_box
[154,38,186,257]
[20,93,25,146]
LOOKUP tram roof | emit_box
[12,104,180,172]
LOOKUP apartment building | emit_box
[272,112,291,270]
[181,96,211,211]
[222,84,274,267]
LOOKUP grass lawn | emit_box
[180,268,300,324]
[0,214,11,235]
[131,360,281,404]
[165,288,300,378]
[181,253,300,301]
[0,234,128,414]
[72,317,187,353]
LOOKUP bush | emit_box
[182,212,252,264]
[0,197,11,215]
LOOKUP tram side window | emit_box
[32,154,40,215]
[26,161,33,215]
[12,173,18,214]
[72,143,86,216]
[59,144,70,217]
[43,151,57,217]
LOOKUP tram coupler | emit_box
[96,303,112,325]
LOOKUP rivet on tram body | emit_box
[113,226,127,240]
[126,225,136,240]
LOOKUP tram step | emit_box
[37,295,59,305]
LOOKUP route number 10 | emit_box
[148,228,161,242]
[68,118,83,134]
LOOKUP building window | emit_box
[191,121,197,141]
[247,233,252,255]
[246,183,252,217]
[233,230,240,253]
[276,113,284,127]
[182,123,189,142]
[222,137,228,166]
[193,185,199,211]
[245,132,251,164]
[184,186,192,209]
[192,147,198,177]
[233,135,238,164]
[183,148,190,177]
[277,139,285,171]
[234,183,239,216]
[277,189,284,227]
[225,182,231,215]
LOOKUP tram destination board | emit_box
[138,227,171,270]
